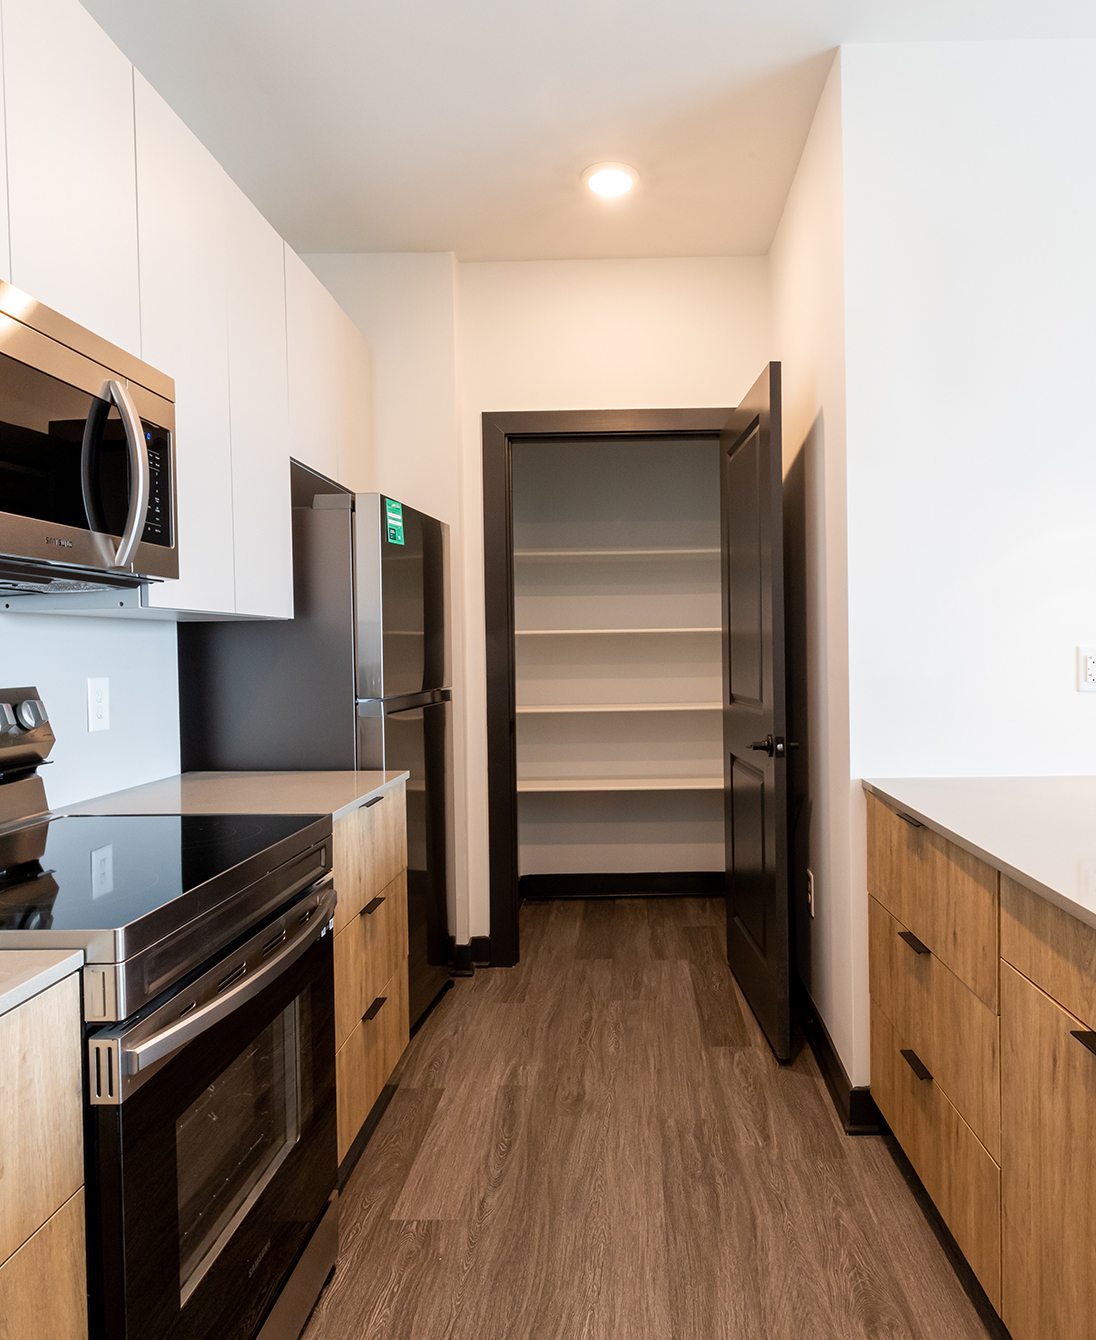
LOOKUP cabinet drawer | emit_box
[0,974,83,1267]
[869,896,1000,1159]
[0,1189,87,1340]
[1001,875,1096,1031]
[334,870,409,1050]
[332,782,407,932]
[335,960,410,1163]
[1001,962,1096,1340]
[871,1002,1001,1309]
[866,793,998,1009]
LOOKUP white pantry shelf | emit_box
[516,701,722,714]
[517,776,723,793]
[515,626,720,636]
[514,546,720,559]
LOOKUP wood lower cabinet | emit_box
[335,963,410,1163]
[868,895,999,1158]
[869,787,1096,1337]
[0,973,83,1267]
[1000,962,1096,1340]
[866,793,998,1010]
[0,1190,87,1340]
[867,793,1002,1311]
[870,1003,1001,1307]
[331,784,410,1164]
[0,970,85,1340]
[332,784,408,931]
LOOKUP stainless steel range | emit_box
[0,688,339,1340]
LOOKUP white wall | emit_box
[843,40,1096,780]
[769,55,865,1082]
[458,257,773,935]
[0,612,179,808]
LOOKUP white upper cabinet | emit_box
[225,186,293,619]
[2,0,140,354]
[285,247,341,481]
[285,246,372,489]
[337,306,372,493]
[134,74,236,617]
[0,49,10,285]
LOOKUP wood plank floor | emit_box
[303,897,993,1340]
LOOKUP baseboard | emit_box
[519,871,726,899]
[470,935,491,966]
[450,940,474,976]
[337,1082,397,1191]
[795,981,881,1135]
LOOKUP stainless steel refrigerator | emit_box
[179,461,452,1027]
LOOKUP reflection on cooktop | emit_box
[0,813,322,933]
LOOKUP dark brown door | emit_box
[720,364,790,1060]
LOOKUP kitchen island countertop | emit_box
[864,776,1096,932]
[63,769,409,824]
[0,948,84,1018]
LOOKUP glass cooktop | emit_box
[0,813,324,933]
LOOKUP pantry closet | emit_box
[511,435,724,892]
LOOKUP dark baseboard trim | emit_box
[450,940,474,977]
[795,982,881,1135]
[519,871,725,900]
[470,936,491,966]
[884,1132,1011,1338]
[337,1082,397,1191]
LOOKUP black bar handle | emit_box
[363,795,383,809]
[1071,1030,1096,1056]
[898,930,931,956]
[901,1048,932,1082]
[897,812,923,828]
[360,896,385,917]
[362,996,387,1022]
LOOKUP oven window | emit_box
[175,990,313,1306]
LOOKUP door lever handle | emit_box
[750,736,775,756]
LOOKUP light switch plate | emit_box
[87,677,110,730]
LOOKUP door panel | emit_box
[729,756,766,950]
[725,434,764,706]
[721,364,789,1060]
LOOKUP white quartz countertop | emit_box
[0,949,84,1019]
[63,770,409,824]
[864,777,1096,931]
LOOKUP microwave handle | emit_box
[122,884,338,1074]
[107,379,150,570]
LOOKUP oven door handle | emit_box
[123,885,337,1075]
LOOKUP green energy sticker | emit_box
[385,497,405,545]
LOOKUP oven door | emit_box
[86,883,337,1340]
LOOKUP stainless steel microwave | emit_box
[0,280,177,593]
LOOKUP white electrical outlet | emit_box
[806,869,815,918]
[87,677,110,731]
[1079,648,1096,693]
[90,844,114,898]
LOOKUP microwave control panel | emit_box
[140,423,173,549]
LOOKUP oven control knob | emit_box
[0,703,16,733]
[15,698,48,730]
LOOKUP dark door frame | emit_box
[482,408,736,967]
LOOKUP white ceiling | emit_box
[82,0,1096,261]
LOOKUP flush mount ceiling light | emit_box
[582,162,638,198]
